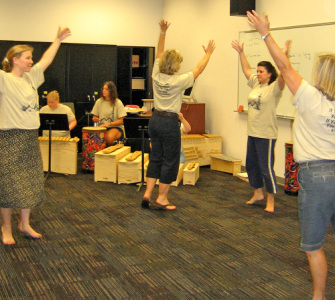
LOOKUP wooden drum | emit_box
[82,127,107,171]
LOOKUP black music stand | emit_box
[39,113,69,180]
[123,116,150,191]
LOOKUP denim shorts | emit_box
[298,160,335,252]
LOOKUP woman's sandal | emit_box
[141,198,150,209]
[153,202,176,210]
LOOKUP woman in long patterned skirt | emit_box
[0,27,71,245]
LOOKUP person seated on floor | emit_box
[179,112,191,163]
[40,90,77,137]
[91,81,127,146]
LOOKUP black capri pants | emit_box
[146,110,181,184]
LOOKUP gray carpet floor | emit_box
[0,163,334,299]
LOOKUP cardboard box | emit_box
[132,55,139,67]
[39,139,78,175]
[183,162,200,185]
[94,146,131,183]
[118,152,149,184]
[132,78,145,90]
[210,154,241,176]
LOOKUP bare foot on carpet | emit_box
[1,226,16,245]
[264,194,275,213]
[18,223,42,239]
[246,195,264,205]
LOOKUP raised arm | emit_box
[38,27,71,71]
[247,11,302,95]
[192,40,216,80]
[231,40,252,80]
[276,40,292,91]
[156,20,170,59]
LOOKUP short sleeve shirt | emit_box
[152,58,194,114]
[247,74,282,139]
[91,98,127,129]
[292,80,335,162]
[0,63,44,129]
[40,104,76,137]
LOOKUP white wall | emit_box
[0,0,333,178]
[162,0,335,179]
[0,0,162,45]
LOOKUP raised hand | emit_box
[284,40,292,57]
[159,20,170,34]
[57,27,71,42]
[231,40,244,54]
[202,40,216,54]
[246,10,270,36]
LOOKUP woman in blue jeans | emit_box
[248,10,335,299]
[141,20,215,210]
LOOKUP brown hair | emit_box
[2,44,34,72]
[101,81,118,106]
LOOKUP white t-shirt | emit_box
[292,80,335,163]
[0,63,44,130]
[40,104,76,137]
[152,58,194,114]
[247,74,282,139]
[91,98,127,130]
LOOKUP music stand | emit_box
[123,116,150,191]
[39,113,69,179]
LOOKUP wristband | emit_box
[261,32,270,40]
[160,32,166,35]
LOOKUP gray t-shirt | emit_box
[91,98,127,130]
[247,74,282,139]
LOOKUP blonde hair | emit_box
[159,49,183,75]
[47,90,60,101]
[2,44,34,72]
[314,54,335,101]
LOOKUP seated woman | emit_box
[40,90,77,137]
[91,81,127,146]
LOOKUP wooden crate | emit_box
[182,134,222,166]
[155,163,184,187]
[210,154,241,176]
[118,153,149,184]
[94,146,131,183]
[183,163,200,185]
[39,139,78,175]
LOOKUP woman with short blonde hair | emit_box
[141,20,215,210]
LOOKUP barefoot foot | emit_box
[1,226,15,245]
[18,223,42,239]
[246,196,264,205]
[264,193,275,213]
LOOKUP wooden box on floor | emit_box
[94,146,131,183]
[183,163,200,185]
[118,153,149,184]
[155,163,184,187]
[39,139,78,175]
[210,154,241,176]
[182,134,222,166]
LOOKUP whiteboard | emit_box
[238,22,335,119]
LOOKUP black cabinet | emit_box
[117,46,154,107]
[66,44,117,143]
